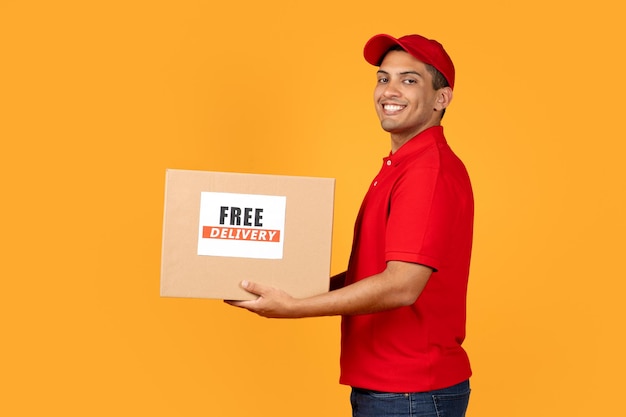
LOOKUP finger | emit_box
[224,299,256,309]
[240,280,266,296]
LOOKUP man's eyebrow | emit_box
[377,69,424,77]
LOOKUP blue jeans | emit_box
[350,380,470,417]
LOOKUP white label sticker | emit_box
[197,192,286,259]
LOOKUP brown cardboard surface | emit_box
[160,169,335,300]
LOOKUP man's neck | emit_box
[390,123,440,153]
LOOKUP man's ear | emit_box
[434,87,453,111]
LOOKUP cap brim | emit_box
[363,34,403,66]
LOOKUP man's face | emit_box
[374,50,443,146]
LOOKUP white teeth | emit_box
[384,104,404,111]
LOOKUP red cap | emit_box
[364,34,455,90]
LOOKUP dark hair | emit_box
[424,64,449,90]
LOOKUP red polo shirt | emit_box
[340,126,474,392]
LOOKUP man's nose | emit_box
[382,81,401,97]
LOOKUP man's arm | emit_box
[225,261,432,318]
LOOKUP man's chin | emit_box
[380,120,401,133]
[380,120,400,133]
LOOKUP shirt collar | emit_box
[384,126,447,165]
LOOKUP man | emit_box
[227,33,474,417]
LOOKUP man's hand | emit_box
[224,280,300,318]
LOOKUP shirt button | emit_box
[386,160,392,166]
[373,181,378,186]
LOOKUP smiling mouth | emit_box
[383,104,406,113]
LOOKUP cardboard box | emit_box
[160,169,335,300]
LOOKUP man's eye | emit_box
[377,78,388,83]
[403,79,417,84]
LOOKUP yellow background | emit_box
[1,1,624,416]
